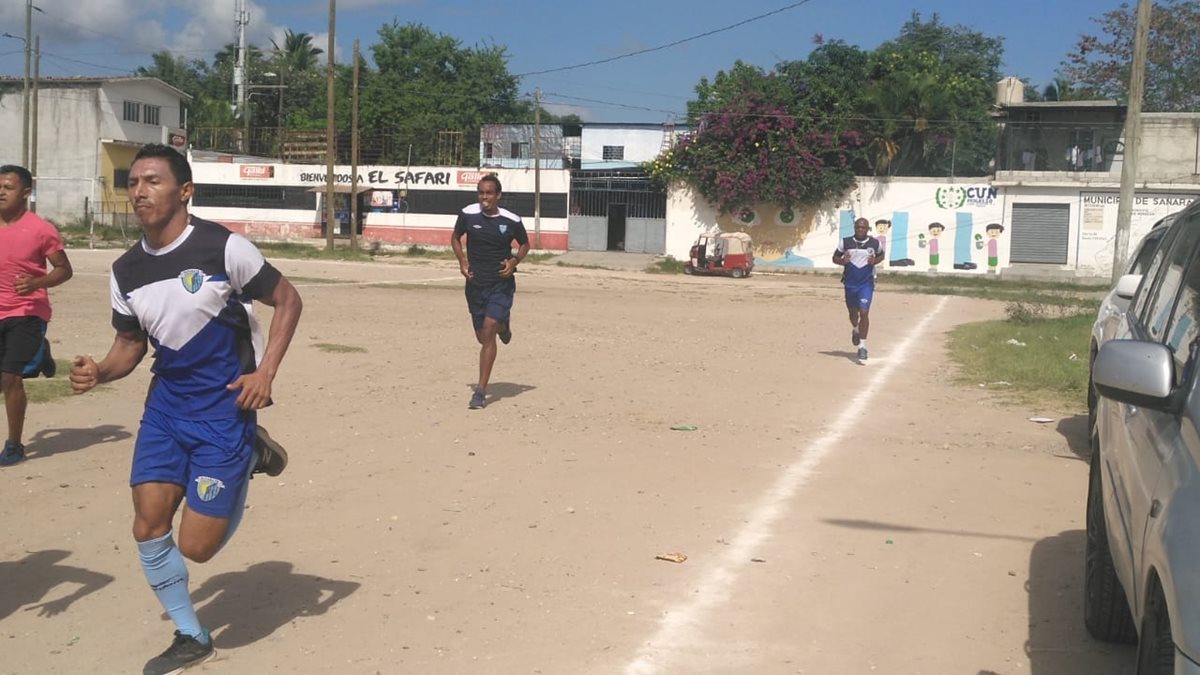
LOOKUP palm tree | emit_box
[271,30,323,74]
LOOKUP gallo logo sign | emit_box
[935,185,997,209]
[240,165,274,180]
[457,170,495,186]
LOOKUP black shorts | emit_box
[0,316,48,375]
[465,277,515,331]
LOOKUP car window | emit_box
[1138,215,1200,341]
[1133,224,1181,321]
[1130,230,1165,275]
[1166,249,1200,382]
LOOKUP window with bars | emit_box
[123,101,140,122]
[143,104,161,126]
[602,146,625,161]
[510,142,529,159]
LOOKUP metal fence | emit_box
[996,122,1125,173]
[569,171,666,219]
[190,127,482,166]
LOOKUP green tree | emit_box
[1062,0,1200,111]
[361,21,530,163]
[861,13,1002,176]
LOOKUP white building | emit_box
[579,122,681,170]
[0,76,189,224]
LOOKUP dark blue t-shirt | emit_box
[453,203,529,286]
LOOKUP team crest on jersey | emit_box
[499,224,508,234]
[472,224,482,229]
[194,476,225,502]
[179,269,205,294]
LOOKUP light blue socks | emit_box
[137,531,206,642]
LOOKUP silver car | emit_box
[1089,201,1200,673]
[1089,216,1175,425]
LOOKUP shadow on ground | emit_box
[818,350,862,364]
[466,382,536,406]
[26,425,131,460]
[192,561,360,649]
[0,550,114,620]
[1024,530,1133,674]
[1056,415,1090,462]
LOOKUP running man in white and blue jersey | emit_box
[68,144,303,675]
[833,218,884,363]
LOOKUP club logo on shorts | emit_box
[179,269,205,294]
[195,476,225,502]
[499,224,508,234]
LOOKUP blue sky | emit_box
[0,0,1120,122]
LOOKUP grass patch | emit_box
[313,342,367,354]
[886,274,1106,308]
[647,257,686,274]
[948,307,1096,410]
[25,359,75,403]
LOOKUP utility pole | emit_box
[22,0,32,167]
[1113,0,1152,284]
[533,88,542,250]
[350,39,360,252]
[234,0,249,152]
[324,0,337,251]
[30,35,38,212]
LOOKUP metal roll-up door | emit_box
[1010,203,1070,264]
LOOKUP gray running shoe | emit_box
[469,389,487,409]
[252,426,288,477]
[857,347,868,363]
[851,328,860,346]
[143,630,214,675]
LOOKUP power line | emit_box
[515,0,817,77]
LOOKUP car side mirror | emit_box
[1093,339,1174,410]
[1115,273,1142,300]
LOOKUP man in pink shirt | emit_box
[0,165,73,466]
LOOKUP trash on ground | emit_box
[1006,338,1027,347]
[1028,416,1056,424]
[670,425,698,432]
[655,553,688,564]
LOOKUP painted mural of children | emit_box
[986,223,1004,274]
[926,222,945,271]
[874,219,891,267]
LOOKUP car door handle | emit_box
[1151,499,1163,518]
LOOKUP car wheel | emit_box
[684,266,694,275]
[731,268,745,279]
[1084,435,1137,643]
[1136,585,1175,675]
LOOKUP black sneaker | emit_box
[252,426,288,477]
[469,389,487,409]
[851,328,860,346]
[143,630,214,675]
[40,339,56,378]
[498,321,512,345]
[0,440,25,467]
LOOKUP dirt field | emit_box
[1,249,1133,674]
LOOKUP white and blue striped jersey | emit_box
[836,235,884,287]
[110,217,281,419]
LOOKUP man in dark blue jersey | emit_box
[833,218,884,364]
[68,144,303,675]
[451,175,530,409]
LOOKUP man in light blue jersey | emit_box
[69,144,303,674]
[833,218,884,364]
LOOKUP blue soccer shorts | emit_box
[130,407,257,519]
[844,284,875,311]
[465,277,516,331]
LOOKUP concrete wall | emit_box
[1140,114,1200,180]
[190,162,573,250]
[665,177,1200,278]
[580,125,668,169]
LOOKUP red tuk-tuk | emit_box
[685,232,755,278]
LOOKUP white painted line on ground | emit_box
[624,295,951,675]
